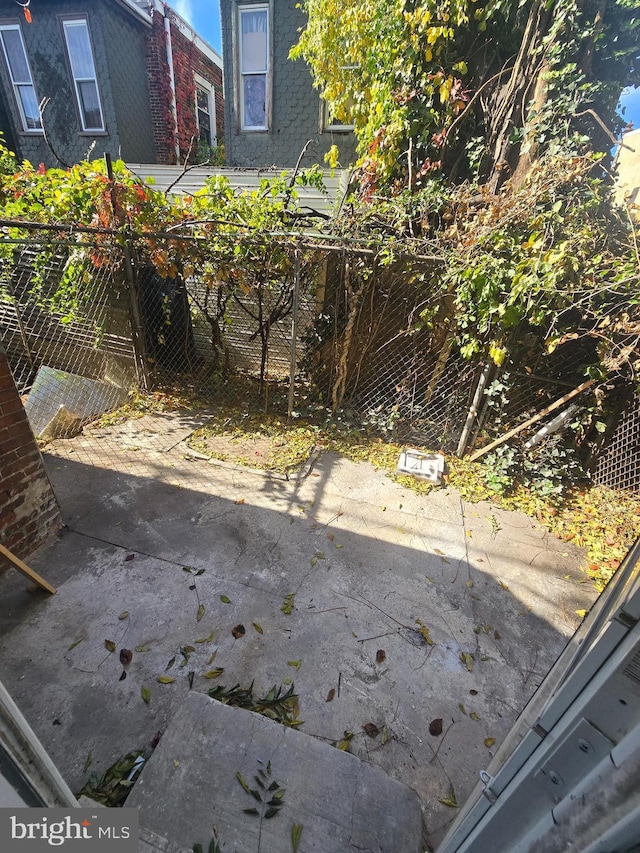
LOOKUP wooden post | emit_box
[0,543,56,594]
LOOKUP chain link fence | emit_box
[1,224,639,492]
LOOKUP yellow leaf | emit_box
[157,676,175,684]
[484,738,496,748]
[575,609,587,618]
[204,668,224,679]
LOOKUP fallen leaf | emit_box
[206,650,217,665]
[141,686,151,705]
[575,609,587,618]
[415,620,434,645]
[234,498,245,505]
[494,630,501,640]
[220,595,231,604]
[157,676,175,684]
[119,649,133,666]
[429,718,443,736]
[182,566,193,574]
[118,611,129,621]
[83,751,92,772]
[376,649,386,663]
[188,671,195,689]
[291,823,303,853]
[204,668,224,679]
[183,645,196,653]
[335,543,343,549]
[119,670,127,681]
[438,785,458,808]
[434,548,445,556]
[362,722,380,738]
[232,624,246,639]
[194,569,206,576]
[196,604,205,622]
[484,738,496,748]
[381,726,389,745]
[173,759,180,768]
[195,632,214,643]
[469,711,481,721]
[281,593,295,615]
[282,676,292,685]
[165,656,176,670]
[465,580,474,588]
[135,644,150,653]
[326,688,335,702]
[460,652,474,672]
[327,533,334,541]
[104,640,116,653]
[334,731,354,751]
[469,689,478,696]
[498,580,509,591]
[252,622,263,634]
[68,638,85,651]
[459,703,467,715]
[124,553,135,562]
[236,771,250,793]
[288,660,301,670]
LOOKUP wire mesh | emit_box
[1,226,639,493]
[594,396,640,493]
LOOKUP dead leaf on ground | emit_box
[232,624,246,639]
[141,686,151,704]
[157,676,175,684]
[68,638,85,651]
[119,671,126,681]
[362,722,380,738]
[376,649,386,663]
[429,718,443,736]
[119,649,133,666]
[135,644,150,653]
[326,689,335,702]
[234,498,245,505]
[288,660,301,670]
[469,711,481,721]
[104,640,116,653]
[469,689,478,696]
[124,553,135,562]
[415,620,434,645]
[204,668,224,679]
[196,604,205,622]
[220,595,231,604]
[252,622,263,634]
[438,785,458,808]
[459,703,467,715]
[118,611,129,620]
[281,593,295,615]
[460,651,474,672]
[485,737,496,748]
[494,630,501,640]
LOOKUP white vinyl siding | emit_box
[0,25,41,131]
[62,19,104,132]
[238,5,268,130]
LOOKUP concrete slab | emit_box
[0,425,599,849]
[128,691,424,852]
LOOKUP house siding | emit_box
[221,0,357,169]
[0,0,135,167]
[100,1,157,162]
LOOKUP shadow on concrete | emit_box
[0,450,596,846]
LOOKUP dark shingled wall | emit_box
[221,0,357,168]
[0,0,155,167]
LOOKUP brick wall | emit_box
[147,9,224,165]
[0,347,61,563]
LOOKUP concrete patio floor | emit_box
[0,425,598,849]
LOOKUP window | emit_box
[238,4,268,130]
[63,19,104,132]
[0,25,41,131]
[322,97,354,133]
[195,75,216,147]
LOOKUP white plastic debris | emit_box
[396,448,445,484]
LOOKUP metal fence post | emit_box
[287,246,301,419]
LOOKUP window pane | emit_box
[196,86,209,114]
[18,85,41,129]
[64,22,95,79]
[78,80,102,129]
[1,29,29,83]
[243,74,266,128]
[240,10,267,73]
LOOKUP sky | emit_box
[173,0,640,132]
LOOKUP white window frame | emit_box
[0,24,41,133]
[195,73,217,147]
[322,99,355,133]
[237,3,270,132]
[62,18,104,133]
